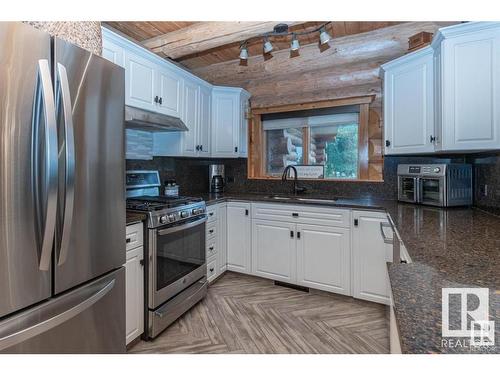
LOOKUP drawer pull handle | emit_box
[292,213,299,217]
[126,238,131,243]
[209,212,214,216]
[209,268,214,272]
[297,232,301,239]
[209,246,214,251]
[209,229,214,234]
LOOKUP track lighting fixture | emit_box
[239,43,248,60]
[263,37,273,54]
[319,26,332,45]
[290,34,300,51]
[238,22,332,65]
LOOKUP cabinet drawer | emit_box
[207,256,218,281]
[207,206,217,222]
[126,222,144,251]
[206,239,217,258]
[252,203,350,228]
[206,221,217,239]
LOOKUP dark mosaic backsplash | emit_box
[127,154,471,201]
[467,152,500,213]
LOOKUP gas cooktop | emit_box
[126,195,203,211]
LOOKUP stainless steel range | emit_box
[126,171,208,339]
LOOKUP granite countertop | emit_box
[126,211,147,225]
[200,192,500,354]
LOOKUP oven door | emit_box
[419,178,445,207]
[398,176,418,203]
[149,216,207,309]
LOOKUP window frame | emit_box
[248,95,376,182]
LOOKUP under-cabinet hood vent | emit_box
[125,106,188,132]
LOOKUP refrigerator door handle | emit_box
[0,278,115,351]
[55,63,75,266]
[33,59,58,271]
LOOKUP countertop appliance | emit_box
[209,164,225,193]
[0,23,125,353]
[126,171,208,339]
[397,164,472,207]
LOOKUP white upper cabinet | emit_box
[198,84,212,156]
[381,46,435,155]
[124,50,157,112]
[433,22,500,151]
[212,87,251,158]
[181,79,199,156]
[102,37,124,67]
[157,67,183,118]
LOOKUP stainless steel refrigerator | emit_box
[0,22,126,353]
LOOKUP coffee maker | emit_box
[209,164,225,193]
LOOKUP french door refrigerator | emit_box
[0,22,126,353]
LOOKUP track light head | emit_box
[263,37,273,54]
[319,27,331,45]
[290,34,300,51]
[239,43,249,60]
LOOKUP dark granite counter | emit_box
[126,211,147,225]
[201,192,500,353]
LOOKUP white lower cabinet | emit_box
[211,201,396,307]
[296,224,351,296]
[125,223,144,345]
[352,210,393,305]
[226,202,251,274]
[252,219,296,283]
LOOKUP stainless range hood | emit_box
[125,106,188,132]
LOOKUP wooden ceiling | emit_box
[103,21,402,70]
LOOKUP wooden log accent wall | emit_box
[191,22,456,181]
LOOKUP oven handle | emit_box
[157,216,207,236]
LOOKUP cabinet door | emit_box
[198,85,212,156]
[296,224,351,296]
[181,80,199,156]
[352,211,392,305]
[440,28,500,150]
[251,219,296,283]
[239,95,249,157]
[212,93,238,157]
[384,48,434,154]
[102,39,124,67]
[125,246,144,345]
[157,68,182,118]
[226,203,251,274]
[217,204,227,273]
[124,51,157,112]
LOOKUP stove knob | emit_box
[192,208,203,215]
[180,211,189,219]
[160,215,168,224]
[433,167,441,173]
[168,214,175,222]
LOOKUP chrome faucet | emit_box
[282,165,306,195]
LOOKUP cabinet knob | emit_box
[385,140,391,147]
[209,246,214,251]
[234,146,238,153]
[139,259,144,266]
[209,268,214,272]
[429,135,436,143]
[196,145,200,151]
[200,145,203,151]
[154,95,159,103]
[159,97,163,105]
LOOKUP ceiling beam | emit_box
[142,21,308,59]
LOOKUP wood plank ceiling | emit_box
[103,21,402,70]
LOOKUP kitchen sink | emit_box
[265,195,337,203]
[295,197,337,203]
[265,195,293,200]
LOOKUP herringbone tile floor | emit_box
[129,272,389,354]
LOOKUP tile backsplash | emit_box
[126,130,154,160]
[126,154,469,201]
